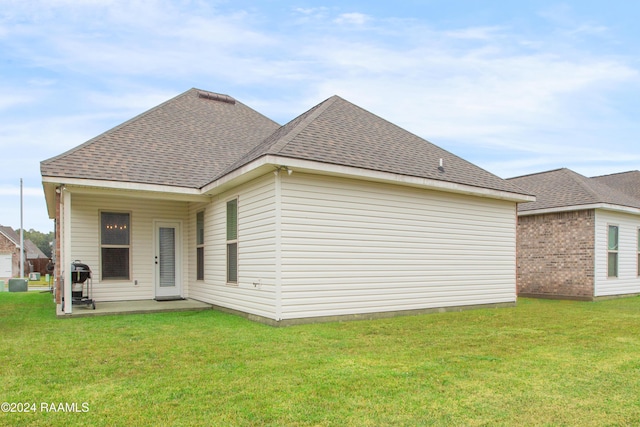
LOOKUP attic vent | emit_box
[198,91,236,104]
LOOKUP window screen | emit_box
[196,211,204,281]
[608,225,619,278]
[101,212,130,280]
[226,199,238,283]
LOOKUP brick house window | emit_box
[608,225,619,278]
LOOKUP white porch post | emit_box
[274,169,282,321]
[63,187,73,314]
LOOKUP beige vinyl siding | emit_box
[278,173,517,320]
[188,174,277,318]
[594,210,640,296]
[69,193,189,301]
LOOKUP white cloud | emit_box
[334,12,369,26]
[0,93,29,111]
[1,0,639,194]
[443,26,505,40]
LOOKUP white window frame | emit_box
[226,198,238,284]
[100,211,132,281]
[196,210,205,281]
[607,224,619,278]
[637,228,640,277]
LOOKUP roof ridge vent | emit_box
[197,91,236,104]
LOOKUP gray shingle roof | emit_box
[592,170,640,201]
[221,95,527,195]
[24,239,47,259]
[0,225,19,246]
[507,168,640,212]
[41,89,280,188]
[42,89,528,196]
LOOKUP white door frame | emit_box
[153,220,183,299]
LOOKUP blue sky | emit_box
[1,0,639,232]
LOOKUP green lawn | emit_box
[1,292,639,426]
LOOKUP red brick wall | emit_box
[517,209,595,299]
[0,234,20,279]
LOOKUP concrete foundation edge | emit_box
[209,301,517,327]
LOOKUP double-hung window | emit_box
[608,225,619,278]
[101,212,130,280]
[637,228,640,277]
[196,211,205,281]
[226,199,238,284]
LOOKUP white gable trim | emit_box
[42,176,205,199]
[42,154,534,213]
[202,155,535,203]
[42,177,210,218]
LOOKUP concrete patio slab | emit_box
[56,298,212,318]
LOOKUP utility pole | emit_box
[20,178,24,279]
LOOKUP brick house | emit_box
[0,225,22,279]
[508,168,640,300]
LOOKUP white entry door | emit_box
[154,221,182,299]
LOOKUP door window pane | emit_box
[159,227,175,287]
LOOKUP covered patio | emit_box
[56,298,211,318]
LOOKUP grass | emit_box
[1,293,640,426]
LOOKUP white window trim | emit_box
[226,197,238,285]
[99,210,132,281]
[196,210,205,281]
[637,228,640,277]
[607,224,619,279]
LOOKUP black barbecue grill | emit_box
[71,262,91,285]
[68,261,95,310]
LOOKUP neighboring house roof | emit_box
[24,239,47,259]
[507,168,640,213]
[41,89,280,189]
[592,170,640,201]
[41,88,531,199]
[0,225,20,246]
[222,95,527,195]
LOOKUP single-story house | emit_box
[41,88,533,324]
[0,225,22,280]
[0,226,48,280]
[508,168,640,300]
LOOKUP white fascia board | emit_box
[42,156,535,204]
[202,155,535,203]
[41,176,208,202]
[518,203,640,217]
